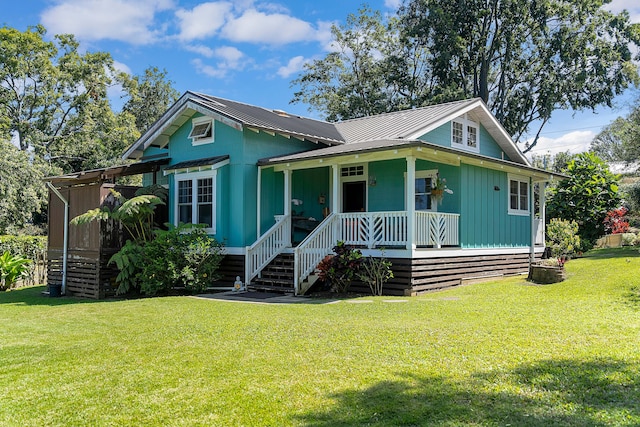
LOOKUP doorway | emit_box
[342,181,366,212]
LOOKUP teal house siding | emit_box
[368,159,405,212]
[459,164,530,248]
[419,122,511,161]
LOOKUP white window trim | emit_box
[189,116,214,146]
[174,169,217,233]
[404,169,438,212]
[508,174,530,216]
[451,114,480,153]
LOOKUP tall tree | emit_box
[291,1,640,152]
[121,66,180,134]
[590,101,640,163]
[0,25,135,172]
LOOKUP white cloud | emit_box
[112,60,131,75]
[221,9,321,45]
[526,130,595,158]
[277,55,309,78]
[192,46,246,78]
[40,0,173,45]
[175,2,232,41]
[185,44,216,58]
[604,0,640,22]
[384,0,402,9]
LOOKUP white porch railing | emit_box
[245,214,291,285]
[337,211,409,248]
[534,218,544,245]
[294,213,337,295]
[415,211,459,248]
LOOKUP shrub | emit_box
[546,218,580,260]
[108,240,144,295]
[0,235,47,286]
[357,255,394,296]
[603,207,630,234]
[316,241,362,294]
[139,224,224,296]
[0,251,31,291]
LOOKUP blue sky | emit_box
[2,0,639,157]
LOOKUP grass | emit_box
[1,247,639,426]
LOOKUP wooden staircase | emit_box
[248,253,295,294]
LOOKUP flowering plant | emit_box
[432,176,453,201]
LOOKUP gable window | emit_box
[174,170,217,233]
[508,174,529,216]
[188,116,214,145]
[413,170,438,211]
[451,114,479,152]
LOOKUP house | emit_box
[118,91,561,296]
[47,91,561,298]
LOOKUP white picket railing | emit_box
[245,214,291,285]
[294,213,337,294]
[415,211,459,247]
[337,211,408,248]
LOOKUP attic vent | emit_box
[273,109,290,118]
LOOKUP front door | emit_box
[342,181,366,213]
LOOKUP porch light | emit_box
[369,175,377,186]
[292,199,303,206]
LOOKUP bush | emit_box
[316,241,362,294]
[357,255,394,296]
[0,251,31,291]
[603,207,630,234]
[0,235,47,286]
[546,218,580,260]
[139,224,224,296]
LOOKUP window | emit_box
[175,171,217,232]
[341,165,364,177]
[414,170,438,211]
[188,116,214,145]
[508,174,529,215]
[451,114,479,152]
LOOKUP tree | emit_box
[547,152,621,249]
[121,66,180,134]
[0,140,52,234]
[590,101,640,163]
[291,1,640,152]
[0,25,137,172]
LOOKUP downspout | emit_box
[46,182,68,295]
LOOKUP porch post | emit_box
[539,182,546,242]
[284,169,292,246]
[331,164,339,214]
[406,155,416,251]
[256,166,262,239]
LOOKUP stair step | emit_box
[248,284,294,294]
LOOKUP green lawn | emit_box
[1,248,639,426]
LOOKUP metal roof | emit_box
[44,159,170,185]
[165,155,229,171]
[335,99,478,142]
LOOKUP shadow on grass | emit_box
[297,358,639,426]
[0,285,106,306]
[583,246,640,259]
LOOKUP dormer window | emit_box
[451,114,479,153]
[188,116,214,145]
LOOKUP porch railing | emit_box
[245,214,291,285]
[415,211,459,248]
[337,211,408,248]
[294,213,337,295]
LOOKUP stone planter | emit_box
[528,264,566,284]
[603,233,623,248]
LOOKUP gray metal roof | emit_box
[335,98,478,143]
[165,155,229,171]
[192,92,345,144]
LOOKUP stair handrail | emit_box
[245,214,291,285]
[293,213,337,295]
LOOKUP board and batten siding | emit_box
[459,164,530,248]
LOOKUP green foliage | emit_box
[0,235,47,285]
[108,240,143,295]
[547,152,621,250]
[591,100,640,163]
[546,219,580,259]
[71,188,164,243]
[316,241,363,293]
[139,225,224,296]
[292,1,640,153]
[0,251,31,291]
[357,255,394,296]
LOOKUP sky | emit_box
[2,0,640,159]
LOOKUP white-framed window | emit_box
[174,170,217,233]
[508,174,530,216]
[451,114,479,152]
[188,116,214,145]
[415,170,438,211]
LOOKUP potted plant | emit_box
[432,175,453,202]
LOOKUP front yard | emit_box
[1,248,639,426]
